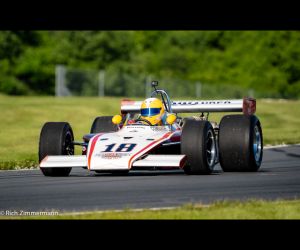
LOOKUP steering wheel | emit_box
[135,117,153,126]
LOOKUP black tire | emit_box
[218,115,263,172]
[179,117,195,128]
[39,122,74,177]
[90,116,119,133]
[181,120,217,174]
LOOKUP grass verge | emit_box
[1,199,300,219]
[0,96,300,169]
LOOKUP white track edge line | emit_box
[60,205,211,216]
[264,143,300,149]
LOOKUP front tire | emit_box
[39,122,74,176]
[181,120,217,174]
[218,115,263,172]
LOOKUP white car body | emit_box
[40,125,186,170]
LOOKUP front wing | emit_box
[40,154,187,170]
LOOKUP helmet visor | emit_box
[141,108,161,117]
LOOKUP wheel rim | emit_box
[253,125,262,163]
[206,130,216,169]
[64,131,74,155]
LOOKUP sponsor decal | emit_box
[150,126,169,132]
[172,101,232,105]
[95,152,131,159]
[127,126,146,130]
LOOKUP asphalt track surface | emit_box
[0,145,299,213]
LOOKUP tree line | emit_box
[0,31,299,98]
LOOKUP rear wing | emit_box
[121,97,256,115]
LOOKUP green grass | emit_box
[0,95,300,169]
[0,95,122,169]
[2,199,300,219]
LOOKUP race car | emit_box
[39,81,263,176]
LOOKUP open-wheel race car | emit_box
[39,81,263,176]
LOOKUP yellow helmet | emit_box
[140,98,165,125]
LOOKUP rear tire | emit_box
[90,116,119,133]
[218,115,263,172]
[181,120,217,174]
[39,122,74,176]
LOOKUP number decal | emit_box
[102,143,115,152]
[102,143,137,152]
[116,143,137,152]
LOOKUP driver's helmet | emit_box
[140,98,165,125]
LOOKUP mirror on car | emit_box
[151,81,158,87]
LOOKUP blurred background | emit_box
[1,30,300,168]
[1,30,300,99]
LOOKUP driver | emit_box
[139,97,166,126]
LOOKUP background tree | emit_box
[0,31,299,98]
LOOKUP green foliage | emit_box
[14,46,56,94]
[0,31,300,98]
[0,31,23,61]
[0,75,30,95]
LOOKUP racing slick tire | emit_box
[39,122,74,177]
[90,116,119,133]
[218,115,263,172]
[181,120,217,174]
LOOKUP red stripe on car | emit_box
[87,134,103,170]
[128,131,173,169]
